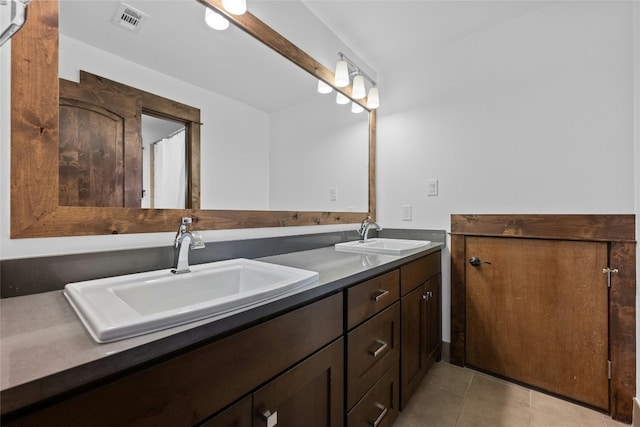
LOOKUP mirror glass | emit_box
[58,0,369,212]
[142,114,187,209]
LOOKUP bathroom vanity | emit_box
[1,242,443,426]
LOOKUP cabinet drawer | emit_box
[347,362,399,427]
[348,269,400,330]
[400,252,441,295]
[5,293,343,427]
[347,303,400,409]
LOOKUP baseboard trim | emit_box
[441,341,451,363]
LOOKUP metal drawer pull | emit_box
[369,403,388,427]
[368,339,388,357]
[262,409,278,427]
[372,289,390,302]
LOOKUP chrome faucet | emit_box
[172,217,205,275]
[357,216,382,243]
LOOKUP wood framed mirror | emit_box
[11,0,376,238]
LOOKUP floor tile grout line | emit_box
[453,370,476,426]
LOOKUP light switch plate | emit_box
[329,187,337,201]
[401,205,412,221]
[427,179,438,196]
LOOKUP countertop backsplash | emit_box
[1,229,445,298]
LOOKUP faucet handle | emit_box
[181,217,193,226]
[357,215,371,234]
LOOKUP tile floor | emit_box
[395,361,630,427]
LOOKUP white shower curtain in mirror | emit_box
[154,129,186,208]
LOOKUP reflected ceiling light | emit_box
[336,92,350,105]
[205,8,229,30]
[366,86,380,109]
[351,75,366,99]
[329,52,380,109]
[222,0,247,15]
[351,102,365,114]
[317,79,333,94]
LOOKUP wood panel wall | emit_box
[450,214,636,423]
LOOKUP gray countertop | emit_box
[0,242,443,415]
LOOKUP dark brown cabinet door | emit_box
[465,236,609,410]
[400,275,442,409]
[400,284,426,409]
[252,338,344,427]
[424,275,442,365]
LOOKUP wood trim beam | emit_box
[451,214,635,242]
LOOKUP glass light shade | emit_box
[222,0,247,15]
[351,102,365,114]
[366,86,380,109]
[205,8,230,30]
[351,75,366,99]
[336,92,350,105]
[317,79,333,94]
[334,60,349,87]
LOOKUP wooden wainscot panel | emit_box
[451,214,635,242]
[449,214,636,423]
[609,241,637,422]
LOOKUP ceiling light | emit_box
[334,59,349,88]
[222,0,247,15]
[317,79,333,94]
[336,92,350,105]
[205,8,229,30]
[366,87,380,109]
[328,52,380,109]
[351,102,364,114]
[351,75,366,99]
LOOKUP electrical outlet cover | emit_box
[427,179,438,196]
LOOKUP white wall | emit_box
[59,35,271,212]
[376,1,636,342]
[269,93,369,212]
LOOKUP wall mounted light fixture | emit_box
[204,0,247,31]
[317,52,380,111]
[222,0,247,15]
[204,7,230,31]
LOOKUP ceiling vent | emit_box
[111,2,148,34]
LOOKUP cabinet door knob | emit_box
[372,289,390,302]
[368,339,388,358]
[262,409,278,427]
[470,256,492,267]
[368,403,388,427]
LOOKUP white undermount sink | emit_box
[335,238,431,255]
[64,259,319,343]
